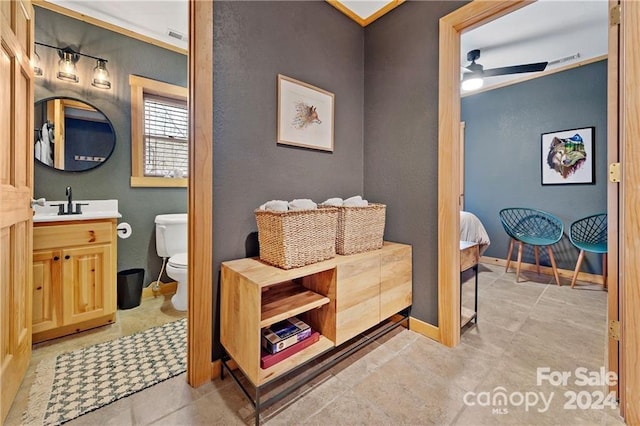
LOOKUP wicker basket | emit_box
[255,208,339,269]
[334,203,386,255]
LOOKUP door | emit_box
[0,0,35,422]
[32,249,61,334]
[62,244,114,325]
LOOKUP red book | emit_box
[260,331,320,369]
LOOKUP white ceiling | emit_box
[338,0,394,19]
[461,0,608,90]
[47,0,189,50]
[44,0,608,91]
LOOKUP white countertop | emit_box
[33,199,122,223]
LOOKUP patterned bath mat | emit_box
[23,318,187,425]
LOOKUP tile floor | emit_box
[5,293,185,426]
[7,264,625,425]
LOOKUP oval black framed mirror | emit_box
[34,97,116,172]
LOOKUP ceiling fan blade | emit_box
[483,62,548,77]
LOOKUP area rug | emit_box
[23,318,186,426]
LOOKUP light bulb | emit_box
[32,50,43,77]
[57,50,79,83]
[91,59,111,89]
[461,76,483,91]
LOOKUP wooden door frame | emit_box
[187,0,214,386]
[1,0,35,421]
[606,0,620,410]
[620,1,640,421]
[438,0,639,421]
[437,0,531,348]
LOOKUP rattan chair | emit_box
[498,207,564,285]
[569,213,607,288]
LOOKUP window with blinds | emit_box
[143,94,189,177]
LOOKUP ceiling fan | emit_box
[461,49,548,91]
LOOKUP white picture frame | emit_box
[277,74,334,152]
[541,126,595,185]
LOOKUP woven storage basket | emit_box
[334,203,386,255]
[255,208,338,269]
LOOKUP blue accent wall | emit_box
[461,60,608,274]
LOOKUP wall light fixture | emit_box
[34,41,112,90]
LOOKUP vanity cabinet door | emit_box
[61,244,115,325]
[32,249,63,334]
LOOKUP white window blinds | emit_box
[143,94,188,177]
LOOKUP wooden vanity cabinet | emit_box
[32,219,117,343]
[220,241,412,388]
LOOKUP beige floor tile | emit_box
[303,388,394,425]
[516,316,606,364]
[541,284,607,311]
[459,321,516,357]
[65,395,134,426]
[351,356,468,424]
[263,375,347,425]
[8,262,619,426]
[528,297,607,333]
[329,339,398,389]
[504,331,605,378]
[474,296,532,332]
[130,374,206,425]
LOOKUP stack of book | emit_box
[261,316,319,369]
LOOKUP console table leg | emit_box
[255,387,261,426]
[474,264,478,323]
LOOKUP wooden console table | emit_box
[460,240,479,328]
[220,242,412,424]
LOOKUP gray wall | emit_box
[364,1,467,326]
[462,60,608,274]
[213,1,364,353]
[34,7,188,285]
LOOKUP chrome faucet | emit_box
[66,186,73,214]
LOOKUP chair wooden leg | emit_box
[547,246,561,286]
[505,239,515,273]
[534,246,540,275]
[603,253,608,289]
[516,241,523,283]
[571,250,586,288]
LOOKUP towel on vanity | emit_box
[259,200,289,212]
[322,197,343,207]
[343,195,369,207]
[288,199,317,211]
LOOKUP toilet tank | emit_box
[155,214,187,258]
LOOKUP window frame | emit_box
[129,75,189,187]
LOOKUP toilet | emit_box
[155,214,188,311]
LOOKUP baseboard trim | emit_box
[480,256,605,285]
[211,360,221,380]
[141,281,177,299]
[409,317,440,342]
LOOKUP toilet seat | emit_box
[168,252,188,269]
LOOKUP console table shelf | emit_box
[260,281,330,327]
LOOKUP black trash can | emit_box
[117,268,145,309]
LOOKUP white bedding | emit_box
[460,211,491,255]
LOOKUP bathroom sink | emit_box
[33,199,122,223]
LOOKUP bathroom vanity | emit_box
[32,201,120,343]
